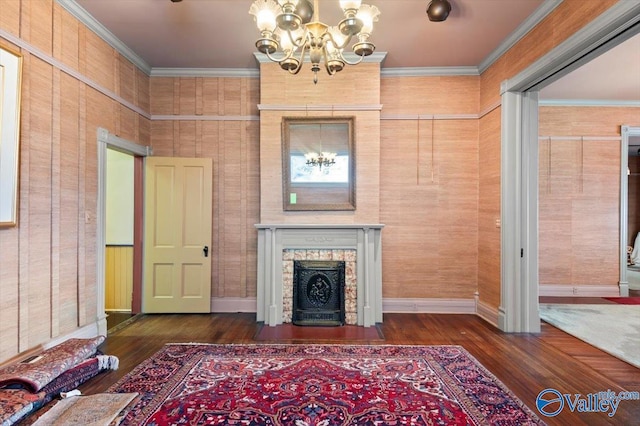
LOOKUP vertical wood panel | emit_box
[105,246,133,311]
[59,73,81,333]
[83,30,115,93]
[477,109,501,309]
[28,56,54,343]
[539,106,640,287]
[0,0,21,36]
[23,0,53,57]
[18,49,32,353]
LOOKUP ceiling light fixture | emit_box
[305,124,336,170]
[305,151,337,170]
[426,0,451,22]
[249,0,381,84]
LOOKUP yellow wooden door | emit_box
[143,157,212,313]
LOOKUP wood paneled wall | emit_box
[0,0,150,364]
[538,106,640,286]
[380,76,480,299]
[477,0,620,311]
[149,77,260,298]
[105,246,133,311]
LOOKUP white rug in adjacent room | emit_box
[626,268,640,290]
[539,304,640,368]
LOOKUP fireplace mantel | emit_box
[256,224,384,327]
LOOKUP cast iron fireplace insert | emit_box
[293,260,345,326]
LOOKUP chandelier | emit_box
[305,151,336,170]
[249,0,381,83]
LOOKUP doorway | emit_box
[622,126,640,295]
[96,128,150,336]
[105,147,134,329]
[499,3,640,332]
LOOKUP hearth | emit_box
[293,260,345,326]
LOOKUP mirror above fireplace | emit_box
[282,117,355,211]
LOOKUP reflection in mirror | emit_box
[282,117,355,211]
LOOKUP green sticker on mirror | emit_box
[290,193,297,204]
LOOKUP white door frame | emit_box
[620,126,640,297]
[499,2,640,332]
[96,128,151,335]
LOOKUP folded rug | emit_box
[0,337,105,392]
[1,354,120,426]
[31,393,137,426]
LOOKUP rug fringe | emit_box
[97,355,119,370]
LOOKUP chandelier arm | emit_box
[324,31,355,50]
[286,43,307,75]
[339,51,366,66]
[264,49,293,63]
[285,27,309,49]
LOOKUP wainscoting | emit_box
[105,245,133,311]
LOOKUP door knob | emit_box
[203,246,209,257]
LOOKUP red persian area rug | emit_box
[108,344,545,425]
[604,297,640,305]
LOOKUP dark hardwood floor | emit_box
[79,312,640,425]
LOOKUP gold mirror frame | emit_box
[282,117,356,211]
[0,45,23,227]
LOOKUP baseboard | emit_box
[211,297,478,315]
[211,297,257,313]
[539,284,621,297]
[382,298,476,314]
[45,322,102,350]
[476,300,499,327]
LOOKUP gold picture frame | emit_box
[0,45,23,227]
[282,117,356,211]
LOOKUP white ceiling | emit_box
[540,33,640,101]
[70,0,640,102]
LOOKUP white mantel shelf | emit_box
[255,224,384,327]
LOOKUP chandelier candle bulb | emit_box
[249,0,380,83]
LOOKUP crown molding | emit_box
[56,0,152,75]
[381,66,478,77]
[478,0,563,73]
[539,99,640,107]
[150,68,260,78]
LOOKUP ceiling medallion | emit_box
[249,0,381,84]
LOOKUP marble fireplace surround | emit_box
[256,224,384,327]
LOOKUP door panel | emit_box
[144,157,212,313]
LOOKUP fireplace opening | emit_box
[293,260,345,326]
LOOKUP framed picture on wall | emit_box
[0,45,23,227]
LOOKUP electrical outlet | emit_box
[572,287,578,295]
